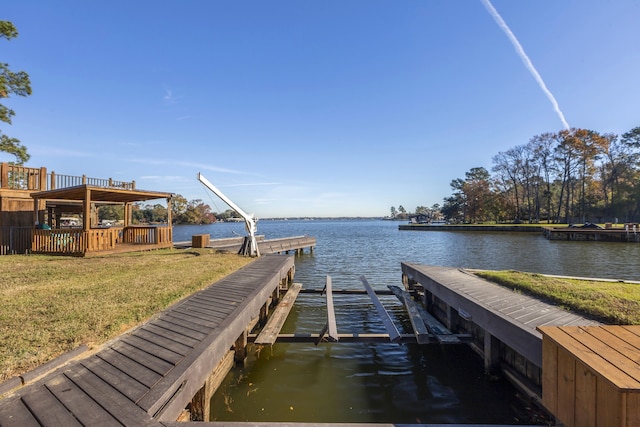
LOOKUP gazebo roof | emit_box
[31,184,173,204]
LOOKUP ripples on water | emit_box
[173,220,640,423]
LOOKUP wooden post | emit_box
[124,203,132,227]
[445,305,460,331]
[38,167,47,190]
[83,187,91,232]
[167,197,173,226]
[82,175,87,185]
[33,197,39,226]
[234,330,248,364]
[1,163,7,189]
[259,301,269,326]
[484,332,501,374]
[189,351,235,421]
[50,171,56,190]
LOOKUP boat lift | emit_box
[197,172,260,257]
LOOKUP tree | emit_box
[171,194,189,222]
[390,206,397,218]
[415,205,428,215]
[462,167,493,223]
[529,132,560,223]
[0,21,32,164]
[98,205,123,221]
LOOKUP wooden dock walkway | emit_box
[542,225,640,242]
[0,254,295,426]
[400,263,601,369]
[175,235,316,255]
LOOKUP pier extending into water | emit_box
[542,225,640,242]
[400,264,601,404]
[0,254,296,425]
[175,235,316,255]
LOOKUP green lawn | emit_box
[0,248,252,382]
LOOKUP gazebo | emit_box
[30,184,174,256]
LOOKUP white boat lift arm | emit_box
[197,172,260,257]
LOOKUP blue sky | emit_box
[3,1,639,217]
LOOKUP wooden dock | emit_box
[543,225,640,242]
[400,263,601,381]
[176,235,316,255]
[0,254,295,426]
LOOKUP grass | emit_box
[0,248,253,383]
[474,270,640,325]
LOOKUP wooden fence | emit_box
[0,226,33,255]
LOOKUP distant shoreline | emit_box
[399,224,544,232]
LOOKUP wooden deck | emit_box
[176,235,316,255]
[400,263,601,368]
[543,225,640,242]
[0,254,295,426]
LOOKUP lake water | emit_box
[173,220,640,424]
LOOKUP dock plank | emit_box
[112,341,176,374]
[151,319,208,342]
[120,335,185,364]
[20,386,82,427]
[0,397,40,427]
[134,328,195,356]
[164,311,220,328]
[387,286,430,344]
[172,305,227,323]
[360,276,400,342]
[176,303,233,321]
[157,314,215,335]
[66,366,156,426]
[183,298,237,314]
[254,282,302,345]
[80,356,149,403]
[325,276,339,341]
[44,374,121,427]
[97,347,162,388]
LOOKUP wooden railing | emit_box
[32,228,86,255]
[0,226,33,255]
[0,164,46,190]
[29,226,172,255]
[49,173,135,191]
[122,226,172,245]
[0,163,135,191]
[87,228,119,252]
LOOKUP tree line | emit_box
[441,126,640,224]
[98,194,238,225]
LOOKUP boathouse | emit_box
[0,162,173,256]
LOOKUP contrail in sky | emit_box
[481,0,570,130]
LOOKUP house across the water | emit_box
[0,163,174,256]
